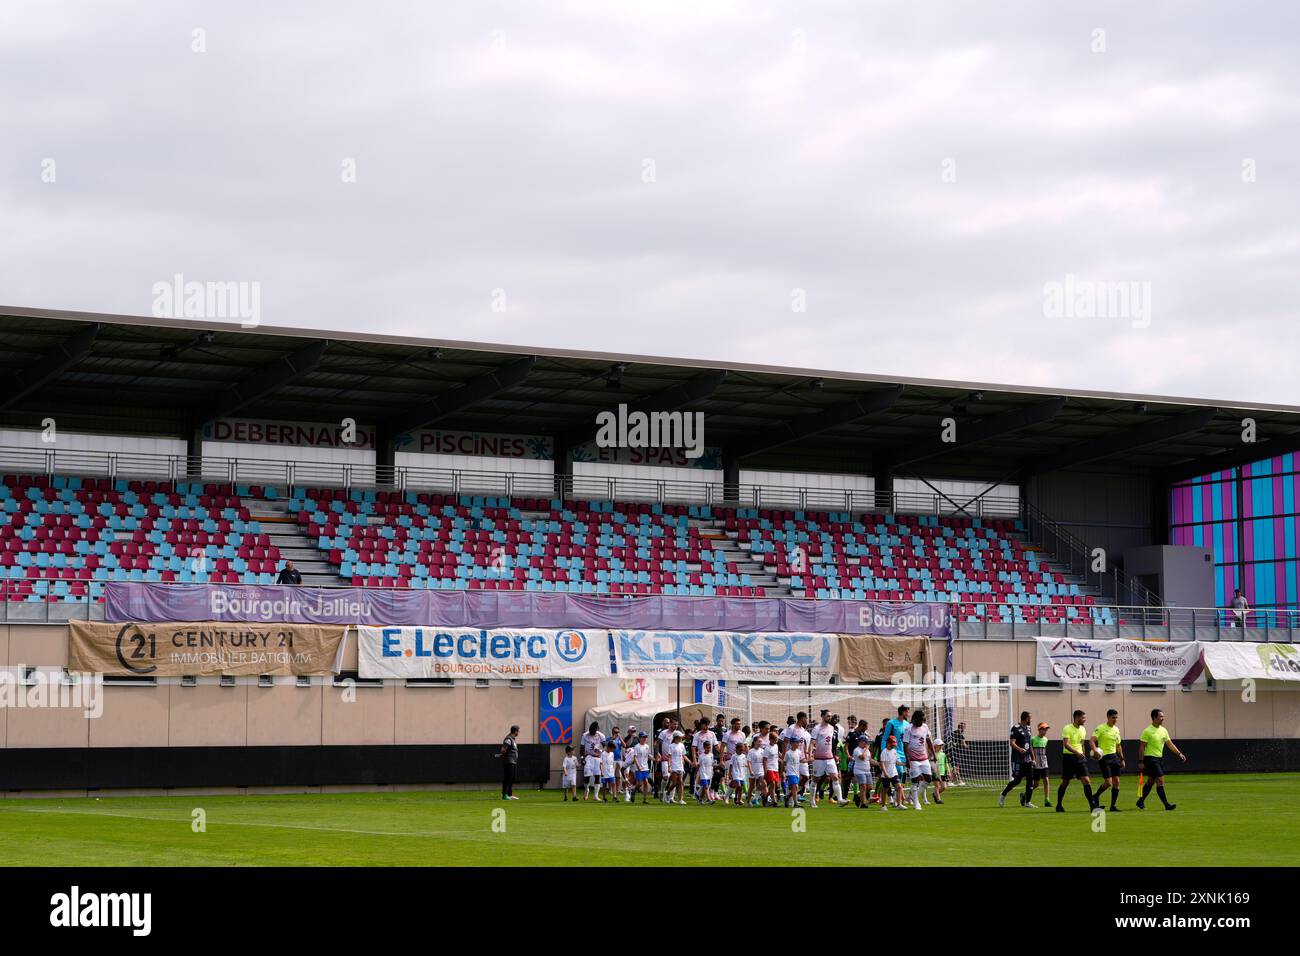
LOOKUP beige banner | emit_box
[835,635,934,683]
[68,620,348,677]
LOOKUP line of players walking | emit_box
[998,706,1187,811]
[563,706,958,811]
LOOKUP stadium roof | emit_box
[1,304,1297,485]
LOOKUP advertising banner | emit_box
[104,584,953,636]
[1035,637,1201,685]
[68,620,347,676]
[397,428,552,461]
[538,679,573,743]
[356,626,612,680]
[612,631,838,681]
[853,601,951,638]
[105,584,405,627]
[206,418,374,450]
[836,635,935,683]
[1197,642,1300,682]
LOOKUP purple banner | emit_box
[103,583,950,637]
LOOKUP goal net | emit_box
[726,683,1014,789]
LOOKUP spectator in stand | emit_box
[1230,589,1249,628]
[276,560,303,585]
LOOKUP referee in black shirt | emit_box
[498,725,520,800]
[999,711,1036,807]
[845,719,867,800]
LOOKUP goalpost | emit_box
[730,682,1014,789]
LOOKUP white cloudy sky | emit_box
[2,1,1297,403]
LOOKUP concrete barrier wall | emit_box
[1,625,1296,792]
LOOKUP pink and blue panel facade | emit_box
[1171,454,1300,610]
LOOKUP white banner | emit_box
[1198,642,1300,682]
[612,630,838,682]
[1035,637,1200,685]
[357,626,611,680]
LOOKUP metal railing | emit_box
[951,602,1300,642]
[0,443,1021,516]
[2,579,1296,644]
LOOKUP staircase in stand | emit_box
[245,497,341,587]
[697,517,790,598]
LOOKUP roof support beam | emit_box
[729,385,904,461]
[885,396,1066,471]
[191,339,329,425]
[385,354,536,436]
[0,323,100,411]
[1161,424,1300,484]
[1031,406,1217,475]
[558,369,728,449]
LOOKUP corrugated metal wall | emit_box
[1027,469,1157,559]
[743,469,870,492]
[0,428,185,456]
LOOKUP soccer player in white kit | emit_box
[721,718,746,804]
[763,731,782,807]
[696,742,716,803]
[793,714,813,801]
[746,738,766,806]
[901,710,939,810]
[621,729,637,802]
[580,722,606,802]
[850,738,875,808]
[657,720,677,801]
[811,714,847,807]
[693,721,718,801]
[599,744,618,803]
[631,732,654,804]
[728,741,749,806]
[780,714,807,800]
[562,745,578,801]
[590,743,609,802]
[878,737,903,810]
[783,739,804,807]
[666,730,689,804]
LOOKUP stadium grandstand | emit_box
[0,304,1298,794]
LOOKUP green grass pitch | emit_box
[0,773,1295,866]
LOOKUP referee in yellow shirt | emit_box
[1090,708,1124,812]
[1057,709,1098,812]
[1136,708,1186,810]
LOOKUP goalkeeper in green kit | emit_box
[933,738,949,802]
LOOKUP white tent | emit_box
[583,700,661,738]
